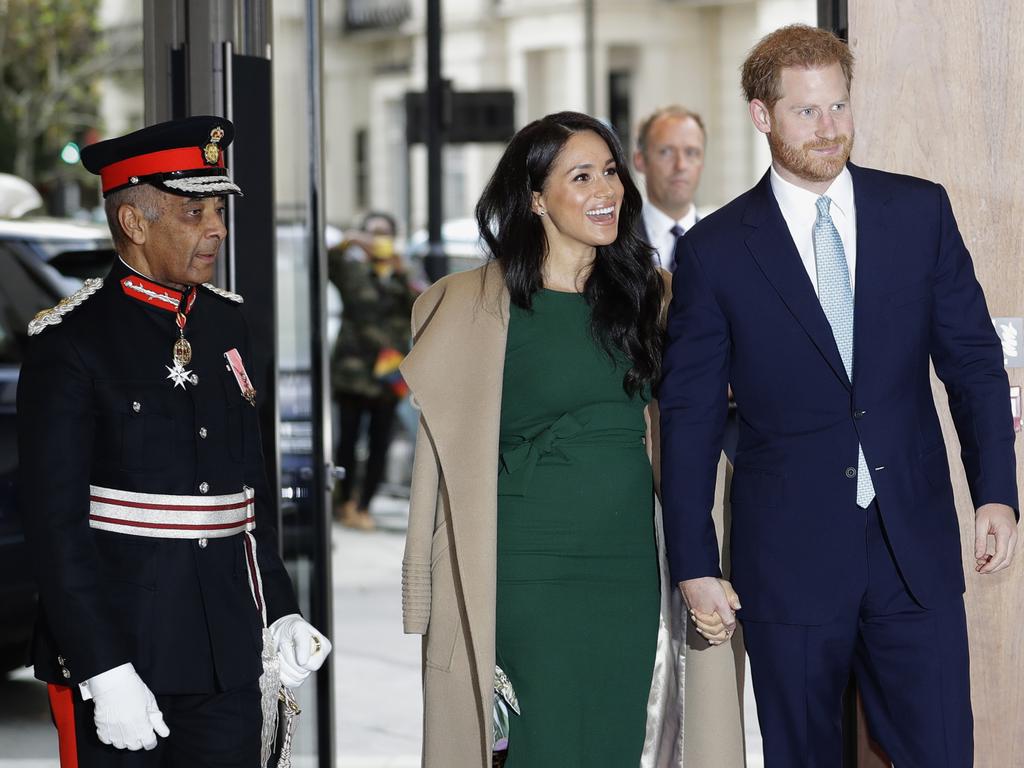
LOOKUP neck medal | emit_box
[121,276,199,389]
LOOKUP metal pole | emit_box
[304,0,335,765]
[425,0,447,280]
[583,0,595,114]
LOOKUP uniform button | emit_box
[199,427,208,439]
[198,538,208,549]
[132,401,141,413]
[199,482,209,494]
[854,410,866,419]
[61,668,71,679]
[845,467,857,478]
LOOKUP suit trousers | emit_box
[48,680,262,768]
[741,502,972,767]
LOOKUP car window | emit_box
[0,242,63,364]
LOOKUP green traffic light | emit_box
[61,142,81,164]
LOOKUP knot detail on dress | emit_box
[498,412,585,496]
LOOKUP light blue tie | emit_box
[813,195,875,508]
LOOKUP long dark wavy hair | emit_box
[475,111,664,396]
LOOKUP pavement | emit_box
[0,493,762,767]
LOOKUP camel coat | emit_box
[400,263,747,768]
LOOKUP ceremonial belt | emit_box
[86,483,278,756]
[88,485,255,539]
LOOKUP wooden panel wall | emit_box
[848,2,1024,766]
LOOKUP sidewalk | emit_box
[334,496,421,766]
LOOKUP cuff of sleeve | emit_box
[81,662,135,701]
[402,558,430,634]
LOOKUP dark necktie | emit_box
[667,224,685,272]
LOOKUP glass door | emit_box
[272,1,335,765]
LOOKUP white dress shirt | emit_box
[770,165,857,295]
[642,202,698,269]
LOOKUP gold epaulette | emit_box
[28,278,104,336]
[202,282,244,303]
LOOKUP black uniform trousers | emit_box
[741,501,972,767]
[48,681,261,768]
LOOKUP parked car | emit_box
[0,217,114,674]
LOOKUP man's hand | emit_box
[679,577,742,646]
[270,614,333,689]
[87,663,169,751]
[974,503,1018,574]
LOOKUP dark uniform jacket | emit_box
[328,247,416,400]
[17,258,298,695]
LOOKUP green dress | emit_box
[496,289,660,767]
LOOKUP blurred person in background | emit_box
[633,105,706,271]
[328,211,418,530]
[399,111,740,768]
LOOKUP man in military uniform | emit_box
[328,211,417,530]
[17,116,331,767]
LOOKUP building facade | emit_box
[287,0,816,233]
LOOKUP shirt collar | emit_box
[770,164,854,221]
[643,201,697,235]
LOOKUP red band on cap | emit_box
[99,146,224,193]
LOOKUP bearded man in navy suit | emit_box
[659,24,1019,766]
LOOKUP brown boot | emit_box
[354,508,376,531]
[335,500,360,527]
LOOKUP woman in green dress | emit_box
[481,112,664,765]
[402,112,729,767]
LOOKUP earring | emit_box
[538,209,546,216]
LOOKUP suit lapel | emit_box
[743,171,852,390]
[849,164,894,384]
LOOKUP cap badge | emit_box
[203,126,225,165]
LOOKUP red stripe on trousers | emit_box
[47,684,78,768]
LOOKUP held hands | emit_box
[974,503,1018,574]
[269,614,333,689]
[87,663,169,751]
[679,577,742,646]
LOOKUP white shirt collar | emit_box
[770,164,854,222]
[643,201,697,236]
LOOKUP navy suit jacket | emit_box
[659,163,1017,624]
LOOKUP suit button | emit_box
[132,401,142,413]
[845,467,857,478]
[198,538,208,549]
[199,427,208,439]
[61,668,71,679]
[854,410,866,419]
[57,655,65,665]
[199,482,209,494]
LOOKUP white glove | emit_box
[86,663,169,751]
[269,614,332,689]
